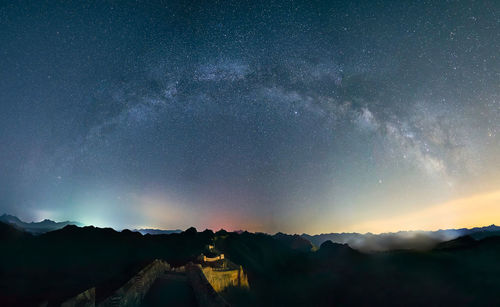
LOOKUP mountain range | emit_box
[3,213,500,252]
[301,225,500,252]
[0,214,83,235]
[1,218,500,306]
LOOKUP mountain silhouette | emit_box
[0,221,213,306]
[0,214,83,235]
[273,232,314,252]
[2,221,500,306]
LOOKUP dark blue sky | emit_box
[1,0,499,233]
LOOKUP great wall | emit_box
[57,251,249,307]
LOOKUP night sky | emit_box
[1,0,499,234]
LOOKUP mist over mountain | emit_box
[301,225,500,252]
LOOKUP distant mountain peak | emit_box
[319,240,351,250]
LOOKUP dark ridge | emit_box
[317,240,358,257]
[273,232,314,252]
[184,227,198,235]
[0,221,32,241]
[434,235,477,250]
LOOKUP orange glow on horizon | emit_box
[347,189,500,234]
[130,189,500,235]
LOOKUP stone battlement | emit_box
[199,253,225,262]
[202,264,249,292]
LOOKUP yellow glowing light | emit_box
[349,189,500,234]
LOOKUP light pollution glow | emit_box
[103,189,500,235]
[341,189,500,234]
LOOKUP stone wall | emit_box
[60,287,95,307]
[202,265,249,292]
[97,259,170,307]
[56,257,247,307]
[186,263,230,307]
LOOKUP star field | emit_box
[0,0,499,233]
